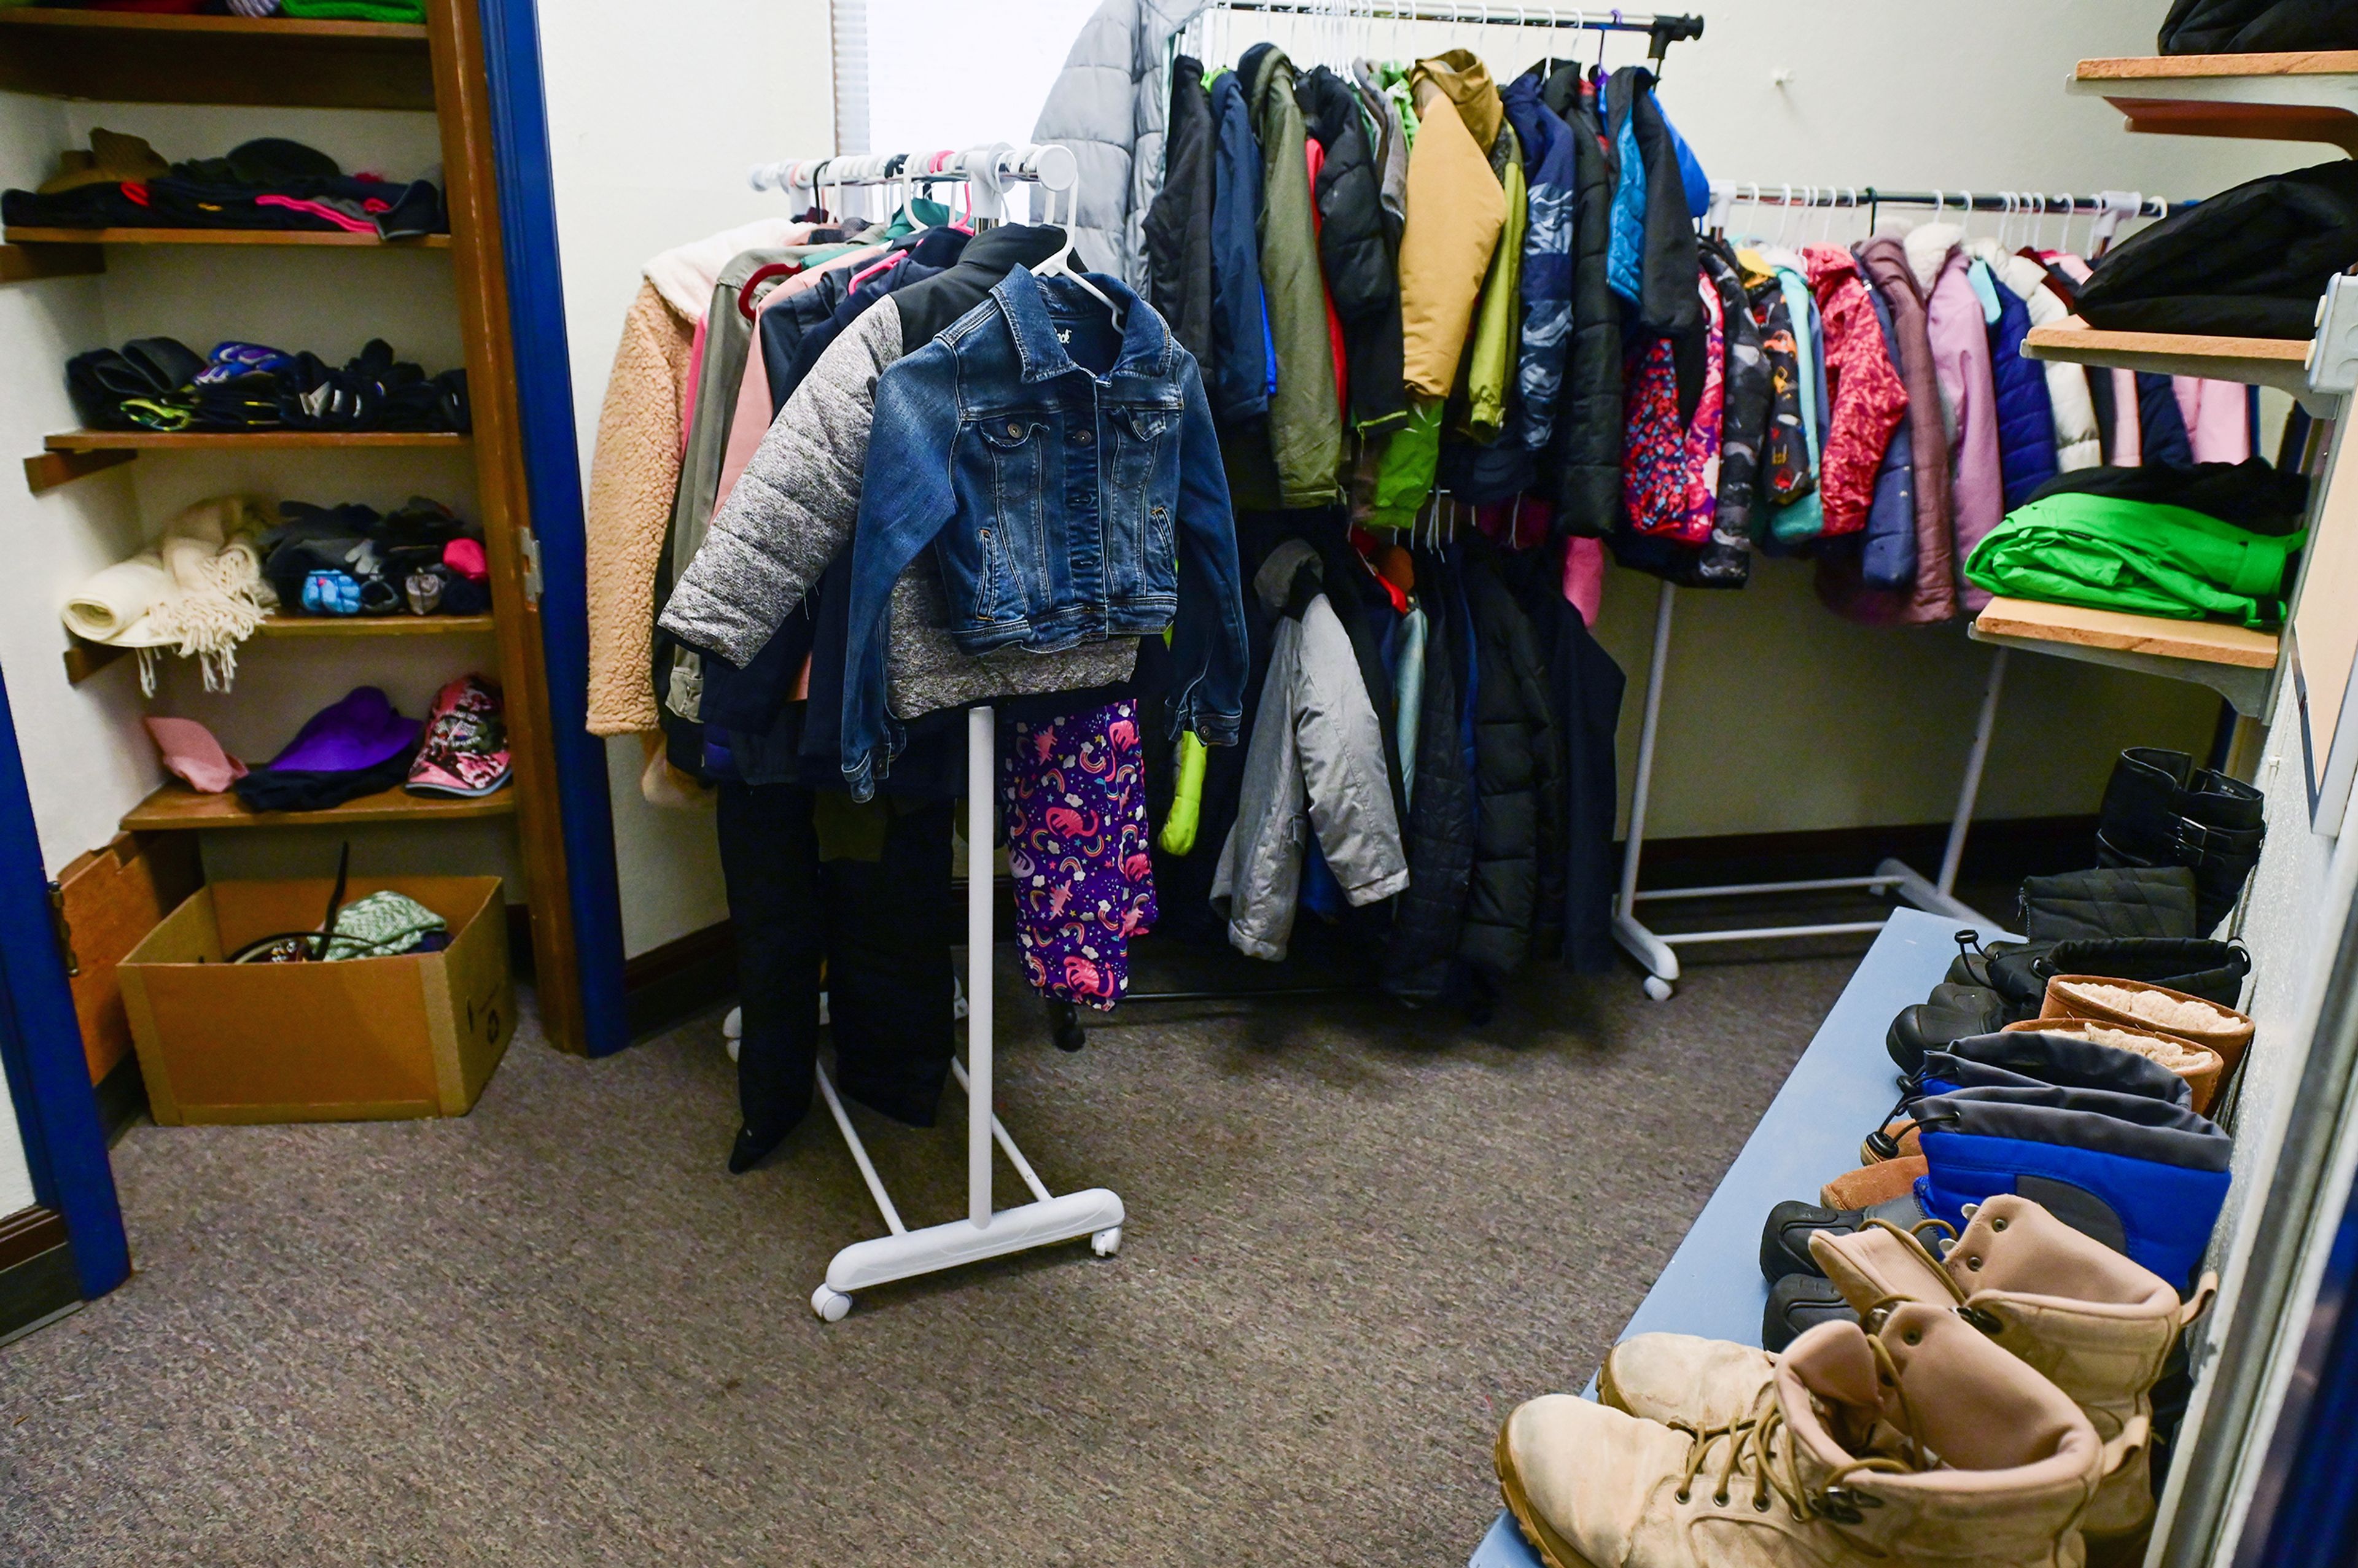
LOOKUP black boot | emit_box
[2096,748,2265,932]
[1759,1192,1939,1281]
[1886,982,2004,1073]
[1764,1275,1860,1352]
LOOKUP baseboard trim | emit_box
[622,921,736,1039]
[0,1206,80,1345]
[1625,815,2096,895]
[94,1051,147,1146]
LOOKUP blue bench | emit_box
[1468,906,2009,1567]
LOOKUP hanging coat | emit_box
[1398,50,1506,398]
[1382,548,1474,1004]
[1242,44,1344,505]
[1142,56,1216,376]
[1029,0,1212,284]
[1856,281,1918,590]
[1700,241,1767,577]
[1537,64,1623,540]
[1457,543,1562,984]
[1916,235,2004,608]
[1207,70,1273,427]
[1983,270,2061,510]
[1459,117,1526,443]
[1500,76,1578,452]
[1298,64,1406,435]
[1745,263,1812,510]
[1824,235,1959,625]
[1802,242,1910,538]
[1973,241,2101,473]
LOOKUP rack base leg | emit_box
[817,1188,1127,1314]
[1613,911,1681,1001]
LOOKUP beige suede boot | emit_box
[1812,1194,2214,1566]
[1501,1303,2102,1568]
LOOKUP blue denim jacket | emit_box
[841,266,1248,799]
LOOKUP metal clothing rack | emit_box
[1194,1,1704,61]
[737,144,1124,1321]
[1612,581,1998,1001]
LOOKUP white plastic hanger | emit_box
[1029,177,1126,328]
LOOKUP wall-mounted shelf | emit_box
[0,9,434,111]
[63,613,497,686]
[45,430,469,452]
[22,448,134,496]
[122,782,515,833]
[5,227,450,250]
[2021,319,2316,401]
[1968,596,2279,715]
[0,239,103,284]
[2071,52,2358,155]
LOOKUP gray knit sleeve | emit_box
[656,298,905,665]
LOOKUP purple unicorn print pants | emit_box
[1002,699,1158,1012]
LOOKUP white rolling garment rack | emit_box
[1612,582,2001,1001]
[742,142,1124,1321]
[1611,181,2188,999]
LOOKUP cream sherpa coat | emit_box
[583,279,694,736]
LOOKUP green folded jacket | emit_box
[278,0,428,21]
[1963,492,2303,628]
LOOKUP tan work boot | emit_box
[1501,1303,2101,1568]
[1814,1194,2212,1565]
[1598,1195,2212,1565]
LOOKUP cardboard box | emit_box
[118,876,514,1124]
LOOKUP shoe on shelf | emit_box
[1504,1303,2102,1568]
[1886,982,2004,1074]
[2096,747,2265,934]
[1821,1156,1926,1210]
[1760,1192,1942,1283]
[2001,1015,2225,1114]
[1863,1028,2195,1164]
[2041,974,2254,1081]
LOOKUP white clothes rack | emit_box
[741,147,1124,1321]
[1613,580,1998,1000]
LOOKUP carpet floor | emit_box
[0,941,1859,1566]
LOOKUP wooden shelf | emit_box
[2021,319,2318,402]
[44,430,469,452]
[0,9,434,110]
[1969,596,2280,715]
[254,612,494,637]
[6,227,449,250]
[64,613,494,685]
[2071,52,2358,155]
[123,782,514,833]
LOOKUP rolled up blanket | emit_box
[62,552,171,645]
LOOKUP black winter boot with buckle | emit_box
[2096,747,2265,933]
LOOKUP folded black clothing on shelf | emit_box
[2075,160,2358,340]
[1,131,447,240]
[2026,459,2311,537]
[233,743,417,814]
[63,335,469,434]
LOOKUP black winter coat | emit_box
[1457,543,1562,983]
[1538,64,1622,539]
[1500,546,1624,974]
[1606,67,1703,419]
[1297,66,1407,436]
[1144,57,1216,374]
[1382,550,1474,1005]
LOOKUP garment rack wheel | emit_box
[1046,997,1088,1053]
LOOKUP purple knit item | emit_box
[1002,700,1156,1012]
[269,686,420,773]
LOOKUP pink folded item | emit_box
[144,716,246,793]
[443,538,488,582]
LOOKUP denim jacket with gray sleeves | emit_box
[841,267,1248,799]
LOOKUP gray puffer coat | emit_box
[1029,0,1209,285]
[1210,538,1407,961]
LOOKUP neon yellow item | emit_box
[1158,732,1208,854]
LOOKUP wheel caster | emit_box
[811,1286,853,1322]
[1642,976,1675,1001]
[1091,1226,1123,1257]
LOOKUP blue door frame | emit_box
[2246,1159,2358,1567]
[479,0,630,1058]
[0,666,128,1300]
